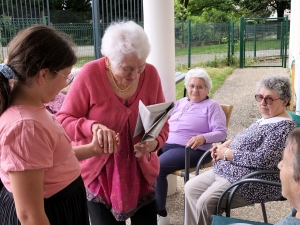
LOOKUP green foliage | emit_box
[175,20,230,46]
[231,0,291,18]
[49,0,91,11]
[187,0,237,17]
[200,8,231,23]
[50,10,92,23]
[175,0,191,20]
[0,16,19,46]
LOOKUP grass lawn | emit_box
[175,67,235,100]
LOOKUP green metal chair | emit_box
[212,215,272,225]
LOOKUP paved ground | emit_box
[125,67,292,225]
[162,67,293,225]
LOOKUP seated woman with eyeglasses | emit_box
[184,75,296,225]
[156,67,227,225]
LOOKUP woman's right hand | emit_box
[92,123,119,154]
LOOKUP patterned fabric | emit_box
[0,64,17,80]
[213,117,296,204]
[45,92,66,114]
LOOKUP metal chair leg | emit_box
[261,202,268,223]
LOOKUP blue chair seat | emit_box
[212,215,272,225]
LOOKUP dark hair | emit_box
[285,127,300,182]
[0,25,77,114]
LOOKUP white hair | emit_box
[101,21,150,67]
[184,67,212,91]
[71,67,81,77]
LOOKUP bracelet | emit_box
[223,149,229,161]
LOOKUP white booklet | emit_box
[134,100,174,143]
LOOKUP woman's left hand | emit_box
[211,140,232,162]
[187,135,206,150]
[133,140,158,158]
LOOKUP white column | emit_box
[290,0,300,114]
[143,0,177,196]
[143,0,176,103]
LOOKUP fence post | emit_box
[46,0,51,26]
[227,19,230,65]
[283,16,288,68]
[280,21,284,57]
[92,0,101,59]
[239,17,245,68]
[187,20,191,68]
[254,23,256,58]
[231,21,235,56]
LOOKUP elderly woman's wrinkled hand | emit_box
[211,140,232,162]
[187,135,206,150]
[133,140,158,158]
[92,123,119,154]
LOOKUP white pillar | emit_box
[143,0,177,196]
[143,0,176,103]
[290,0,300,114]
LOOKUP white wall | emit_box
[289,0,300,114]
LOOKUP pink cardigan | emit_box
[56,58,169,187]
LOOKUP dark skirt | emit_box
[0,176,90,225]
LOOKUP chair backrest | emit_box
[172,103,234,178]
[220,104,234,129]
[288,111,300,127]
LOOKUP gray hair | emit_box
[184,67,212,91]
[285,128,300,182]
[256,75,291,106]
[101,21,150,67]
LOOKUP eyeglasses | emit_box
[188,85,206,91]
[254,94,280,105]
[54,70,75,86]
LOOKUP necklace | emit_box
[107,67,131,92]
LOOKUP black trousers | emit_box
[87,199,158,225]
[0,176,90,225]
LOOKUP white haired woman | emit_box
[156,68,227,225]
[184,75,296,225]
[56,21,169,225]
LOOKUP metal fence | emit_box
[0,19,289,68]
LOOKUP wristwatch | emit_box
[223,149,229,161]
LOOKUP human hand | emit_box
[90,129,119,156]
[92,123,119,154]
[186,135,206,150]
[133,140,158,158]
[210,140,232,162]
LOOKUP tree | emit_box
[231,0,291,18]
[188,0,237,16]
[179,0,189,9]
[175,0,238,21]
[48,0,91,11]
[174,0,291,21]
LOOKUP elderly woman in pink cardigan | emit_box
[56,21,169,225]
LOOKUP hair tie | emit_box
[0,63,18,80]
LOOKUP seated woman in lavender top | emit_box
[156,67,227,225]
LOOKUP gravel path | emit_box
[165,67,293,225]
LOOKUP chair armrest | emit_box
[216,178,281,217]
[240,170,279,179]
[195,150,212,175]
[184,146,191,183]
